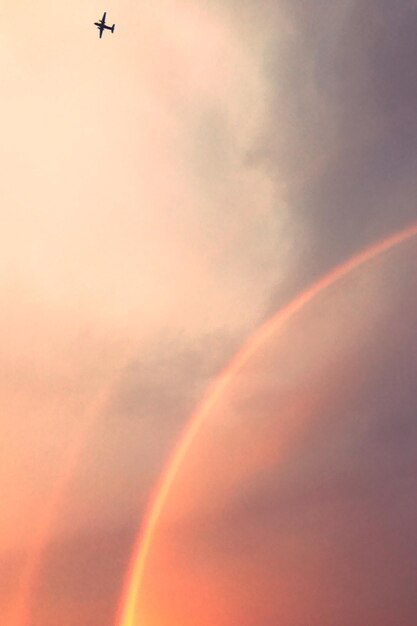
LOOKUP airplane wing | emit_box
[102,12,107,22]
[99,26,104,38]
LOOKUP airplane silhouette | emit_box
[94,12,115,38]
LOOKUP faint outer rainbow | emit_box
[9,364,131,626]
[117,221,417,626]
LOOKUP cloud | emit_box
[246,0,417,304]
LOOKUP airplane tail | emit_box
[111,24,115,33]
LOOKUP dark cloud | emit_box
[249,1,417,309]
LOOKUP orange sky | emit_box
[2,1,417,625]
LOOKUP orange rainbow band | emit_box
[117,221,417,626]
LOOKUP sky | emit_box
[1,1,417,625]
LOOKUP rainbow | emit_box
[117,222,417,626]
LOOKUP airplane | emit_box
[94,12,115,38]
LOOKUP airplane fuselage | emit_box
[94,12,115,38]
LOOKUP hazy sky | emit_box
[1,1,417,625]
